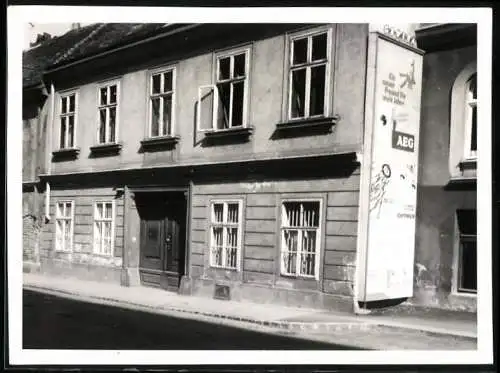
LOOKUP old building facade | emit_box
[22,22,478,313]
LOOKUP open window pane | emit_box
[151,98,160,136]
[219,57,230,80]
[312,33,327,61]
[163,71,173,92]
[468,74,477,100]
[109,107,116,142]
[309,65,326,116]
[162,95,172,135]
[197,86,215,131]
[234,53,246,77]
[291,69,306,118]
[292,38,308,65]
[99,109,107,143]
[231,81,244,127]
[216,82,231,129]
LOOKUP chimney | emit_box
[71,23,81,30]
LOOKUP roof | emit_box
[23,23,101,88]
[23,23,168,89]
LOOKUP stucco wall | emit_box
[50,24,367,175]
[413,45,477,311]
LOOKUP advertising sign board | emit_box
[359,34,424,302]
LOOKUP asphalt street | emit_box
[23,290,363,350]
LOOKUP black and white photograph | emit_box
[6,5,494,367]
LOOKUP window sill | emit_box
[273,115,339,139]
[280,273,318,281]
[140,135,179,152]
[52,147,80,161]
[201,126,254,145]
[89,142,122,156]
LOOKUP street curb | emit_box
[23,284,477,341]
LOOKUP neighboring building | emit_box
[412,23,477,311]
[22,22,477,313]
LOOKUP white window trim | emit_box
[451,211,477,296]
[209,199,243,271]
[449,61,477,175]
[280,198,323,280]
[54,200,75,253]
[286,26,333,121]
[92,200,116,257]
[197,46,251,132]
[463,74,477,160]
[148,65,177,138]
[96,79,121,144]
[58,90,78,149]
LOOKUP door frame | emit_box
[130,185,191,280]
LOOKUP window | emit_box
[197,48,250,131]
[59,92,77,149]
[97,83,119,144]
[55,201,74,252]
[149,68,175,137]
[456,210,477,294]
[93,201,115,256]
[281,200,321,278]
[464,73,477,159]
[210,201,242,269]
[288,29,330,120]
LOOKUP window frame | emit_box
[463,73,477,160]
[451,210,477,296]
[96,79,121,145]
[148,66,177,138]
[279,198,323,280]
[92,200,116,257]
[208,199,244,271]
[285,26,333,122]
[58,90,78,150]
[54,200,75,253]
[197,45,251,132]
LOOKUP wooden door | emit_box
[138,193,186,291]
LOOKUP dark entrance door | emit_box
[137,192,186,291]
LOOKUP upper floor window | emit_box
[97,82,119,144]
[149,68,175,137]
[59,92,77,149]
[197,47,250,132]
[280,200,321,279]
[464,73,477,160]
[288,28,331,120]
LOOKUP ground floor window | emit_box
[93,201,115,256]
[55,201,74,252]
[280,200,321,278]
[457,209,477,294]
[210,200,242,270]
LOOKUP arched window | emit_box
[464,73,477,159]
[449,61,477,178]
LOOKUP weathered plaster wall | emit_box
[50,24,367,175]
[413,45,477,311]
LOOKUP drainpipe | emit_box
[44,83,55,221]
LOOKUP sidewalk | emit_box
[22,272,477,347]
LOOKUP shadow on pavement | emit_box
[23,289,365,350]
